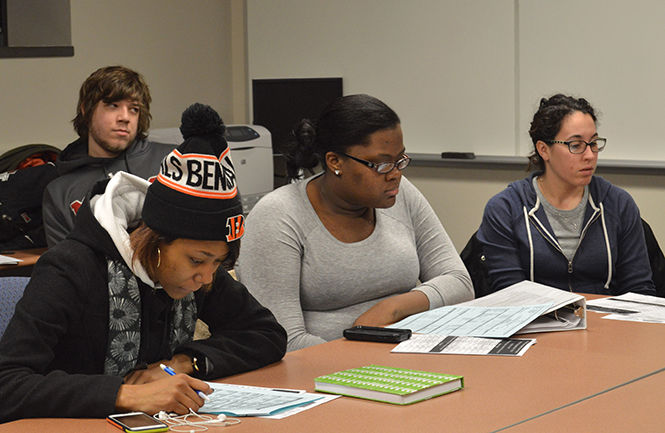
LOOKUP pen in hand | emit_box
[159,363,210,402]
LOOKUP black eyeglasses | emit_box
[548,138,607,154]
[341,152,411,174]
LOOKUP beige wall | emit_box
[246,0,516,157]
[241,0,665,250]
[405,166,524,251]
[3,0,664,251]
[406,165,665,253]
[0,0,236,153]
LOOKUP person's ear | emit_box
[325,151,342,175]
[536,140,551,162]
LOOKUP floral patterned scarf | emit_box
[103,259,197,377]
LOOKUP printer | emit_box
[148,125,273,214]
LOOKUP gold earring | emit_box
[156,247,161,269]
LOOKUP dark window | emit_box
[252,77,343,187]
[252,78,343,153]
[0,0,74,58]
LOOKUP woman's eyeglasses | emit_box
[548,138,607,154]
[341,152,411,174]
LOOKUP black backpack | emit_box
[0,144,61,250]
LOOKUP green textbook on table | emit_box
[314,365,463,405]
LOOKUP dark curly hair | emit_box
[527,94,597,172]
[280,94,400,181]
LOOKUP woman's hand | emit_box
[353,291,429,327]
[115,374,211,415]
[123,354,194,385]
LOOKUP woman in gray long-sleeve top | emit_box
[236,94,473,351]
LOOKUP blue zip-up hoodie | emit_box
[477,172,655,296]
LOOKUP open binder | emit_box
[460,280,587,333]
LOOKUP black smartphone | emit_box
[343,325,412,343]
[106,412,168,432]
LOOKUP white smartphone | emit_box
[106,412,168,432]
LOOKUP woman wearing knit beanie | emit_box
[0,103,287,422]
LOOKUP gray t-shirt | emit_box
[533,177,588,261]
[236,174,473,351]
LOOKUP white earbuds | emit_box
[198,414,227,425]
[153,410,238,432]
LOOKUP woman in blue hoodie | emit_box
[477,94,655,296]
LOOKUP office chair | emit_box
[0,276,30,338]
[642,219,665,298]
[460,230,491,298]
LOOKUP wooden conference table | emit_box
[0,248,46,277]
[506,367,665,432]
[1,295,664,432]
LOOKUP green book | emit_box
[314,365,463,405]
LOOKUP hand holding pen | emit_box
[160,363,211,402]
[115,365,212,415]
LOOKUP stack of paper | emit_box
[201,382,323,417]
[389,280,586,337]
[587,292,665,323]
[460,280,587,334]
[391,334,536,356]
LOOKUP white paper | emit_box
[587,292,665,323]
[0,254,21,265]
[259,394,339,419]
[389,281,586,336]
[459,280,587,333]
[388,303,552,338]
[391,334,536,356]
[601,314,665,324]
[202,382,324,416]
[460,280,585,314]
[519,306,584,333]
